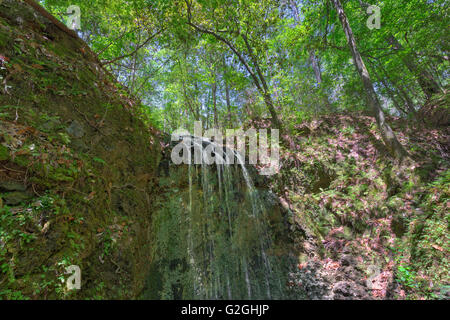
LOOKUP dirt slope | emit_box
[268,113,449,299]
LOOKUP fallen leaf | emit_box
[432,244,444,252]
[41,221,51,234]
[85,191,96,201]
[31,63,44,70]
[12,64,23,72]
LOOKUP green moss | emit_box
[0,30,9,48]
[12,155,29,167]
[49,172,75,182]
[0,0,161,300]
[0,144,10,161]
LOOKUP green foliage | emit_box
[1,0,447,301]
[396,264,419,290]
[36,0,448,131]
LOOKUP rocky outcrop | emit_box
[0,0,160,299]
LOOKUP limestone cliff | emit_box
[0,0,160,299]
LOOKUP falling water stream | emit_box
[144,136,296,299]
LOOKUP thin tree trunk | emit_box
[290,0,324,86]
[225,83,232,127]
[309,50,323,84]
[357,0,420,114]
[212,81,218,127]
[291,0,323,85]
[332,0,407,159]
[182,81,199,121]
[241,34,282,129]
[368,59,413,117]
[130,31,140,93]
[224,67,232,127]
[387,35,441,99]
[373,68,408,116]
[180,66,200,121]
[194,82,200,121]
[309,50,332,108]
[377,62,417,116]
[185,2,281,129]
[291,0,331,108]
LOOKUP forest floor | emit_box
[252,103,449,299]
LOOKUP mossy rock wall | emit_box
[0,0,160,299]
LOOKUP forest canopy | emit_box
[39,0,448,139]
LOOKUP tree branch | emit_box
[102,29,163,65]
[184,0,264,93]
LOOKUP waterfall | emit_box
[146,136,295,299]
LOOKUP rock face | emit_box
[144,153,297,299]
[0,181,27,192]
[3,191,34,205]
[66,120,85,139]
[0,0,160,299]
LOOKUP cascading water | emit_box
[144,136,298,299]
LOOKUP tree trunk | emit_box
[290,0,323,85]
[376,72,408,116]
[185,3,282,129]
[224,75,232,127]
[241,34,282,129]
[194,82,200,121]
[130,31,140,93]
[181,76,199,121]
[291,0,330,108]
[377,62,417,116]
[309,50,322,84]
[309,50,332,108]
[387,35,441,99]
[369,60,415,117]
[212,80,218,127]
[332,0,407,159]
